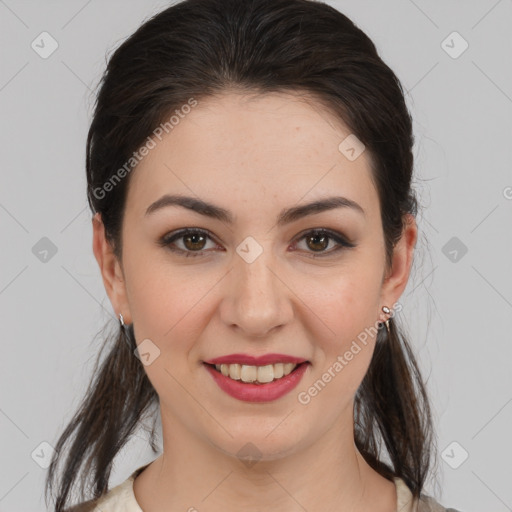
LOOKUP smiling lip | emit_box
[203,353,308,365]
[204,361,310,402]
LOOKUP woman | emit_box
[45,0,462,510]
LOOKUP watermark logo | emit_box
[442,236,468,263]
[31,441,58,469]
[32,237,58,263]
[93,98,198,200]
[338,134,365,161]
[441,31,469,59]
[236,236,264,264]
[297,301,402,405]
[31,31,59,59]
[236,442,263,468]
[441,441,469,469]
[134,338,161,366]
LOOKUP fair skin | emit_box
[93,91,417,512]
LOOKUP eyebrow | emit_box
[145,194,365,225]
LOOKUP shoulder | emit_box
[64,499,98,512]
[417,490,463,512]
[62,463,150,512]
[394,476,462,512]
[62,477,130,512]
[62,483,126,512]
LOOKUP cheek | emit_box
[302,264,382,340]
[124,252,217,346]
[123,258,215,408]
[298,263,382,392]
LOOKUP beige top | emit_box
[67,465,458,512]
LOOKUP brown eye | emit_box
[294,229,356,258]
[182,232,207,251]
[305,232,329,252]
[159,228,218,257]
[159,227,356,259]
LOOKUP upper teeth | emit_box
[214,363,298,383]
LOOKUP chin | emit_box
[207,424,311,464]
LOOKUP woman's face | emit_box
[94,91,416,462]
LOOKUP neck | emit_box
[133,407,396,512]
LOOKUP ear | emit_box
[92,212,132,324]
[379,213,418,316]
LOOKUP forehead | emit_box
[126,91,379,222]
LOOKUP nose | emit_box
[218,246,294,338]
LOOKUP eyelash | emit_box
[158,227,356,259]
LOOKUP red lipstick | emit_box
[204,353,308,365]
[203,354,310,402]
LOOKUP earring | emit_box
[381,306,391,336]
[119,313,126,328]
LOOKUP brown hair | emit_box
[45,0,436,509]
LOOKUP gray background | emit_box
[1,1,511,510]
